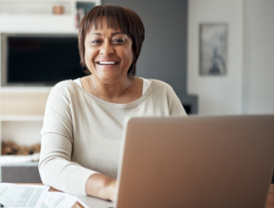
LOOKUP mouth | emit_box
[96,61,119,65]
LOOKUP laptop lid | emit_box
[115,115,274,208]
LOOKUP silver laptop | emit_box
[78,115,274,208]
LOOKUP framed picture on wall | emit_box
[199,23,228,76]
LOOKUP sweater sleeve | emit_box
[38,82,96,195]
[163,82,188,116]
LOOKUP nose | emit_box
[100,41,114,56]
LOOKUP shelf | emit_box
[0,0,101,15]
[0,0,72,15]
[0,13,72,17]
[0,0,71,2]
[0,154,39,165]
[0,161,39,167]
[0,14,78,33]
[1,121,43,146]
[1,116,44,122]
[0,0,101,33]
[0,86,51,92]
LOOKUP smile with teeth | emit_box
[97,61,118,65]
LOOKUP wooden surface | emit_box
[0,91,49,116]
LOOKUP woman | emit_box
[39,5,187,202]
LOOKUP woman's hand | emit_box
[85,173,117,201]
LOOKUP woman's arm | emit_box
[39,132,117,201]
[86,173,117,201]
[40,81,118,200]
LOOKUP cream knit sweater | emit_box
[39,78,187,195]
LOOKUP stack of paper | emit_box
[0,183,88,208]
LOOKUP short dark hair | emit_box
[78,5,145,76]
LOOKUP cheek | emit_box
[122,48,134,64]
[84,51,96,72]
[128,51,134,65]
[84,48,96,62]
[84,50,89,62]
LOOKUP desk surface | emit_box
[16,183,274,208]
[53,184,274,208]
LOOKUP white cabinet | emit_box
[0,88,50,152]
[0,0,101,181]
[0,0,101,33]
[0,0,101,146]
[0,0,101,15]
[0,88,50,136]
[0,88,50,182]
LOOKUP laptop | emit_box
[78,115,274,208]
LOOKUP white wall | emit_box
[243,0,274,114]
[188,0,274,115]
[187,0,244,115]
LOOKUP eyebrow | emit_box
[90,32,125,36]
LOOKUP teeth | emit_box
[99,61,116,65]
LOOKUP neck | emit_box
[88,75,134,102]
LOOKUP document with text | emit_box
[41,192,79,208]
[0,183,88,208]
[0,183,49,208]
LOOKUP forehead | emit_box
[88,16,123,33]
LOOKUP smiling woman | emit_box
[83,19,135,99]
[78,5,144,76]
[38,4,187,202]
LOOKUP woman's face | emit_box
[84,18,134,84]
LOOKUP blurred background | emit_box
[106,0,274,116]
[0,0,273,182]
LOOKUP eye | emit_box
[91,39,102,45]
[112,39,125,44]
